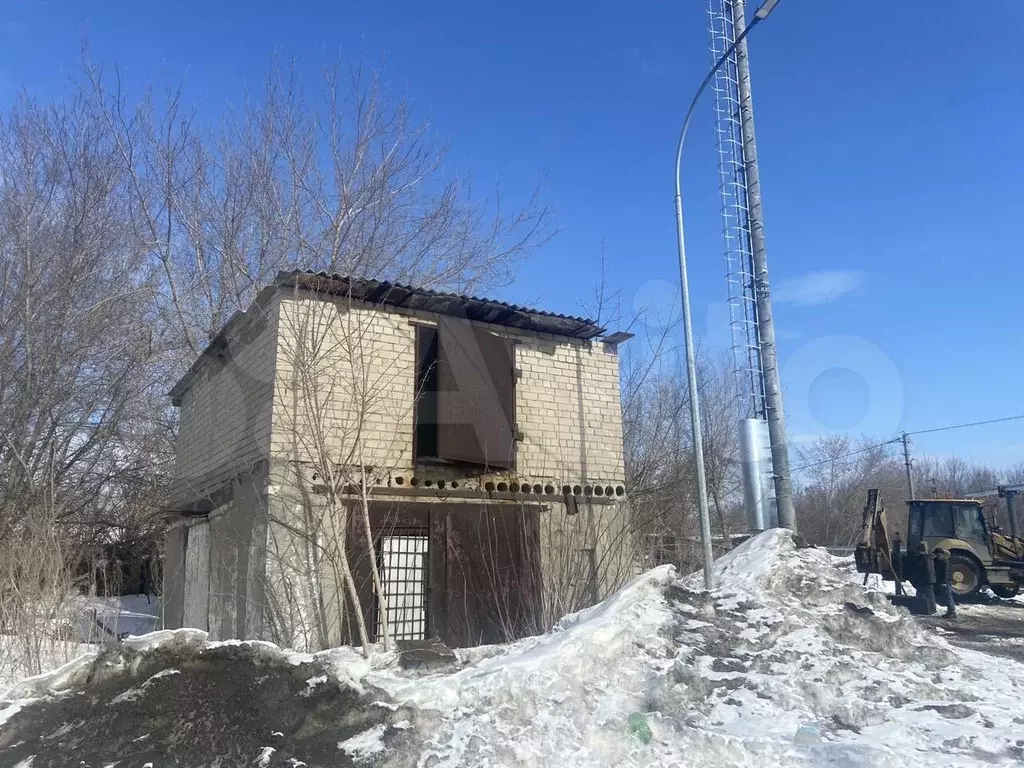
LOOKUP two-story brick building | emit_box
[162,270,631,650]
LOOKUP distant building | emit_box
[162,271,631,649]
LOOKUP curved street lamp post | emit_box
[674,0,782,590]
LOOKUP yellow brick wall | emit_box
[514,333,624,484]
[272,294,418,472]
[171,301,277,506]
[269,292,624,486]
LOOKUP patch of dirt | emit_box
[0,644,425,768]
[915,702,976,720]
[921,603,1024,664]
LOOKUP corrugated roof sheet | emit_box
[169,270,606,404]
[277,270,605,339]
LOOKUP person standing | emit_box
[916,543,937,615]
[891,532,904,596]
[933,548,957,619]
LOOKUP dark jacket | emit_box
[891,538,903,578]
[934,553,952,586]
[917,550,936,585]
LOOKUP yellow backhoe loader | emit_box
[855,487,1024,602]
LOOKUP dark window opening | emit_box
[375,530,429,641]
[413,319,516,471]
[414,325,440,461]
[436,317,516,471]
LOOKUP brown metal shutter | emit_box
[436,317,516,470]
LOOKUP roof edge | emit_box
[169,270,607,405]
[274,270,606,339]
[168,284,277,405]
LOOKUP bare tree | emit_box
[0,46,554,668]
[621,335,745,574]
[0,92,163,676]
[1004,462,1024,486]
[913,455,998,499]
[265,289,414,654]
[82,56,553,371]
[792,436,904,547]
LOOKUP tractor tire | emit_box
[991,585,1020,600]
[949,554,983,600]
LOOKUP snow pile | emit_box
[0,594,161,692]
[366,566,679,766]
[6,531,1024,767]
[1,627,208,706]
[359,530,1024,767]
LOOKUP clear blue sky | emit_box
[3,0,1022,469]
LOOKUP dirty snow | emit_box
[5,530,1024,766]
[0,634,92,692]
[355,530,1024,766]
[337,723,388,761]
[1,627,206,704]
[109,667,180,704]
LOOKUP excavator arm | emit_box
[854,489,900,581]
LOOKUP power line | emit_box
[791,439,900,473]
[790,412,1024,474]
[905,414,1024,437]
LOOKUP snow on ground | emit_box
[65,593,161,641]
[0,594,161,691]
[5,531,1024,767]
[0,635,91,695]
[357,531,1024,767]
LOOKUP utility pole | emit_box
[901,432,916,500]
[730,0,796,531]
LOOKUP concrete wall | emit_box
[536,498,633,626]
[162,523,187,630]
[261,461,344,652]
[165,486,269,639]
[182,518,210,630]
[270,291,625,486]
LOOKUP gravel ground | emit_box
[921,597,1024,663]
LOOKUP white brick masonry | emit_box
[170,288,630,648]
[269,290,625,486]
[171,300,277,507]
